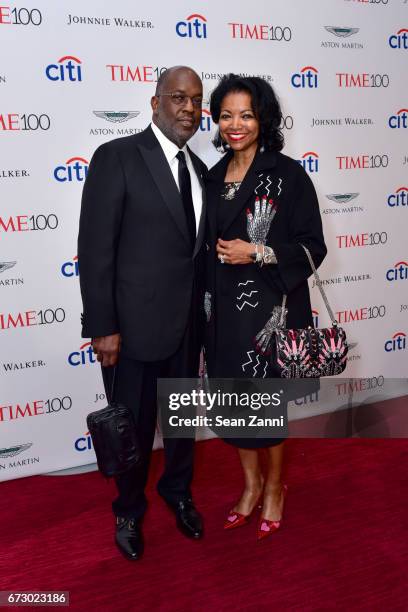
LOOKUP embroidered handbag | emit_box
[257,245,348,378]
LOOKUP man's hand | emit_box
[92,333,121,367]
[216,238,254,265]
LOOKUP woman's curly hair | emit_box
[209,73,284,152]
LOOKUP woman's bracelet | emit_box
[250,244,277,265]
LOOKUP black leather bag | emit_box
[86,368,140,478]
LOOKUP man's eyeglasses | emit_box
[157,92,203,109]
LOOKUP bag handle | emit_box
[281,245,338,326]
[102,365,117,405]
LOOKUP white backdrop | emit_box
[1,0,407,481]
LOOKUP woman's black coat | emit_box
[204,149,327,378]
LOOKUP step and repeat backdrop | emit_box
[1,0,407,480]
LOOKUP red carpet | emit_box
[1,438,408,611]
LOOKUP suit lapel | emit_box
[206,176,221,247]
[189,149,206,258]
[206,152,230,246]
[137,127,190,248]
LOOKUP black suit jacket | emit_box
[78,125,207,362]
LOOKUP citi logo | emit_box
[312,309,319,328]
[61,256,79,277]
[386,261,408,281]
[297,151,319,173]
[45,55,82,82]
[199,109,212,132]
[68,341,96,366]
[388,28,408,49]
[388,109,408,129]
[74,432,94,452]
[384,332,406,352]
[291,66,318,88]
[54,157,89,182]
[387,186,408,207]
[176,14,207,38]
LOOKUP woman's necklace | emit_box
[224,157,242,200]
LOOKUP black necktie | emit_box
[176,150,196,250]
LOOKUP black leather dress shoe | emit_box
[166,499,203,539]
[115,517,144,560]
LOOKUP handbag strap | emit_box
[301,244,337,324]
[280,245,338,325]
[279,294,287,327]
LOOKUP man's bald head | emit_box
[155,66,201,96]
[151,66,203,148]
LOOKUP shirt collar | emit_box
[151,122,188,164]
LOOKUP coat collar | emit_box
[207,148,277,182]
[207,148,278,238]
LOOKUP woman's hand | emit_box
[216,238,254,265]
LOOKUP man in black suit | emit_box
[78,66,206,560]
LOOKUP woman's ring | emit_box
[219,255,225,264]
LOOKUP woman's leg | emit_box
[232,448,264,515]
[261,441,286,520]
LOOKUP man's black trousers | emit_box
[101,285,202,522]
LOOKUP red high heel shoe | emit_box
[224,496,263,530]
[257,484,288,541]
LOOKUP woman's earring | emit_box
[215,130,230,153]
[217,141,230,154]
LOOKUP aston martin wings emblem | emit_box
[0,261,17,274]
[326,193,359,204]
[0,443,33,458]
[325,27,359,38]
[93,111,140,123]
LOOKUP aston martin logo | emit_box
[0,261,16,274]
[326,193,359,204]
[0,443,32,458]
[93,111,140,123]
[325,26,359,38]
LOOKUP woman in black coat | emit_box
[204,74,327,540]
